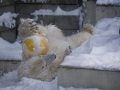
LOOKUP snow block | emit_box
[55,16,79,30]
[58,66,120,90]
[0,0,14,7]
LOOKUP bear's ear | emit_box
[43,54,56,65]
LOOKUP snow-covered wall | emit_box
[31,6,79,21]
[96,0,120,5]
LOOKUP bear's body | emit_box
[18,18,94,81]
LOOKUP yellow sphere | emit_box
[22,33,48,58]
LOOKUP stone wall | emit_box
[0,0,80,44]
[0,0,120,42]
[83,0,120,25]
[15,0,80,36]
[58,66,120,90]
[0,0,80,76]
[0,1,16,43]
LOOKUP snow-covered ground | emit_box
[0,17,120,90]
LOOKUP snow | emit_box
[0,37,22,60]
[61,17,120,71]
[0,12,18,28]
[0,70,99,90]
[0,17,119,90]
[96,0,120,5]
[31,6,79,21]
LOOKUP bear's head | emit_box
[18,53,56,81]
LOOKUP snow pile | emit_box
[0,70,99,90]
[0,38,22,60]
[0,12,18,28]
[61,17,120,71]
[96,0,120,5]
[31,6,79,21]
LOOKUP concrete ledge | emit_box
[58,66,120,90]
[0,60,21,76]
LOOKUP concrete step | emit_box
[0,60,21,76]
[58,66,120,90]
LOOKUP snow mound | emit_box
[0,38,22,60]
[0,12,18,28]
[61,17,120,71]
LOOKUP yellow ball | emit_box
[22,33,48,58]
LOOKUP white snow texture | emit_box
[0,12,18,28]
[61,17,120,71]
